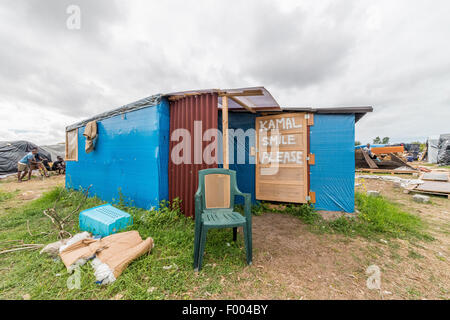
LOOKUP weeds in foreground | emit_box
[0,187,248,300]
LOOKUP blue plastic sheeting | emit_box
[218,112,257,204]
[310,114,355,213]
[355,144,385,149]
[66,99,170,210]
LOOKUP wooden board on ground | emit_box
[420,172,449,182]
[356,168,417,175]
[407,188,450,199]
[414,181,450,194]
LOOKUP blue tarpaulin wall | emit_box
[66,99,170,210]
[218,112,258,204]
[310,114,355,213]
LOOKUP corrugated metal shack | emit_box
[65,87,372,215]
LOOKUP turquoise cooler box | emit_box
[79,204,133,237]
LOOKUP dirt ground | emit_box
[1,172,449,300]
[0,174,65,210]
[218,178,450,300]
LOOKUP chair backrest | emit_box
[198,169,237,210]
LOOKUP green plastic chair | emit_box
[193,168,252,271]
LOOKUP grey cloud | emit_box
[1,0,449,146]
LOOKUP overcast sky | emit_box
[0,0,449,145]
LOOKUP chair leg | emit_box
[197,226,208,271]
[233,227,237,242]
[193,223,201,270]
[247,223,252,264]
[243,223,252,265]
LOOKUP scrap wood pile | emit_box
[357,170,450,199]
[355,148,418,174]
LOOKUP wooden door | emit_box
[255,113,309,203]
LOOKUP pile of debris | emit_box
[355,148,418,174]
[422,134,450,165]
[357,171,450,199]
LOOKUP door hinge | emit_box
[307,153,315,165]
[308,191,316,203]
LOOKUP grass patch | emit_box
[267,192,433,241]
[408,249,424,259]
[0,187,251,300]
[0,190,16,203]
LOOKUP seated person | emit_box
[363,143,380,161]
[51,156,66,174]
[17,148,38,182]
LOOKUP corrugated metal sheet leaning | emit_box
[168,93,219,217]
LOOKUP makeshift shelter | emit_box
[437,134,450,165]
[0,140,52,176]
[65,87,372,215]
[426,135,440,164]
[40,144,66,162]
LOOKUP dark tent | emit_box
[437,134,450,166]
[0,141,52,176]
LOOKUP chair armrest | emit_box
[194,189,203,223]
[234,191,252,222]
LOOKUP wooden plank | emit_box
[371,146,404,154]
[257,182,306,203]
[389,153,415,169]
[258,132,305,149]
[309,191,316,203]
[259,163,305,168]
[362,149,379,169]
[258,166,304,182]
[219,89,264,97]
[356,168,417,174]
[408,189,450,198]
[228,96,256,113]
[222,96,229,169]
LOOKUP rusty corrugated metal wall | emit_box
[169,93,219,218]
